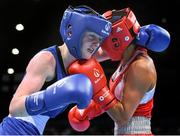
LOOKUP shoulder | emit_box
[27,51,55,70]
[131,56,153,72]
[131,54,156,76]
[125,55,157,91]
[31,50,55,64]
[26,50,56,80]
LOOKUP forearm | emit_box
[9,96,29,117]
[106,102,131,127]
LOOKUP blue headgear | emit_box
[60,5,112,59]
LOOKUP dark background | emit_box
[0,0,179,135]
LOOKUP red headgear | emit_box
[102,8,140,61]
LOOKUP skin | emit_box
[81,32,103,59]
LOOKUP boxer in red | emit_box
[68,7,170,135]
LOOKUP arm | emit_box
[25,74,93,116]
[9,51,93,118]
[107,57,157,126]
[9,51,56,116]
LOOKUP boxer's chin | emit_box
[82,54,92,60]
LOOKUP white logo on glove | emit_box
[93,68,100,78]
[33,91,42,106]
[34,95,39,106]
[99,96,104,101]
[98,90,110,102]
[50,80,66,94]
[53,88,56,94]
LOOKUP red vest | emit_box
[109,48,154,118]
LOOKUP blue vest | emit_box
[44,45,67,80]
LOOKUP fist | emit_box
[68,106,90,132]
[135,24,170,52]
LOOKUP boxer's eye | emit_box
[87,34,96,41]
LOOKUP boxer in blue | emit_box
[0,5,112,135]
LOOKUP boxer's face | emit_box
[81,31,102,59]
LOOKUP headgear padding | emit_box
[60,5,112,59]
[102,8,140,61]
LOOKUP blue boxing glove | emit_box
[25,74,93,117]
[135,24,170,52]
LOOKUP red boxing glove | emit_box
[68,100,104,132]
[68,57,118,110]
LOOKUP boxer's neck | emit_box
[121,44,136,66]
[58,43,76,73]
